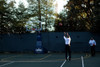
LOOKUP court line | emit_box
[60,60,66,67]
[0,62,14,67]
[39,54,52,60]
[81,56,84,67]
[0,60,62,63]
[0,54,90,63]
[1,55,22,61]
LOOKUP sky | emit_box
[14,0,29,8]
[7,0,29,8]
[7,0,69,13]
[54,0,69,13]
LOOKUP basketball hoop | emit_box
[25,20,43,33]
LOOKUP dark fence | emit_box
[0,32,100,52]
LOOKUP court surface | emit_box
[0,52,100,67]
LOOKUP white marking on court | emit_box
[0,62,14,67]
[60,60,66,67]
[81,56,84,67]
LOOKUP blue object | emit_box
[35,32,44,54]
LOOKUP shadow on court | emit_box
[0,53,100,67]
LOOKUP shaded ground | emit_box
[0,52,100,67]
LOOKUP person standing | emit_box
[64,32,71,61]
[89,37,96,56]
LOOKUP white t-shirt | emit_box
[89,40,96,46]
[64,36,71,45]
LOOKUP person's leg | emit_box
[68,45,71,60]
[65,45,67,60]
[91,46,93,56]
[93,46,95,56]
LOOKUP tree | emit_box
[40,0,55,31]
[25,0,55,32]
[0,0,15,34]
[55,0,100,32]
[92,0,100,32]
[0,0,55,34]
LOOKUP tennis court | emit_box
[0,52,100,67]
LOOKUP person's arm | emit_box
[64,32,66,39]
[69,36,71,41]
[67,32,69,36]
[89,40,92,46]
[89,40,90,44]
[64,32,66,36]
[94,40,96,45]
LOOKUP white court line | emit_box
[0,62,14,67]
[81,56,84,67]
[60,60,66,67]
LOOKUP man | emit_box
[89,37,96,56]
[64,32,71,60]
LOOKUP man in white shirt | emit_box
[64,32,71,60]
[89,37,96,56]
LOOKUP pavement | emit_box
[0,52,100,67]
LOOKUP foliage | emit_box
[26,0,55,32]
[55,0,100,32]
[0,0,55,34]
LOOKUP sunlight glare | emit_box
[54,0,69,13]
